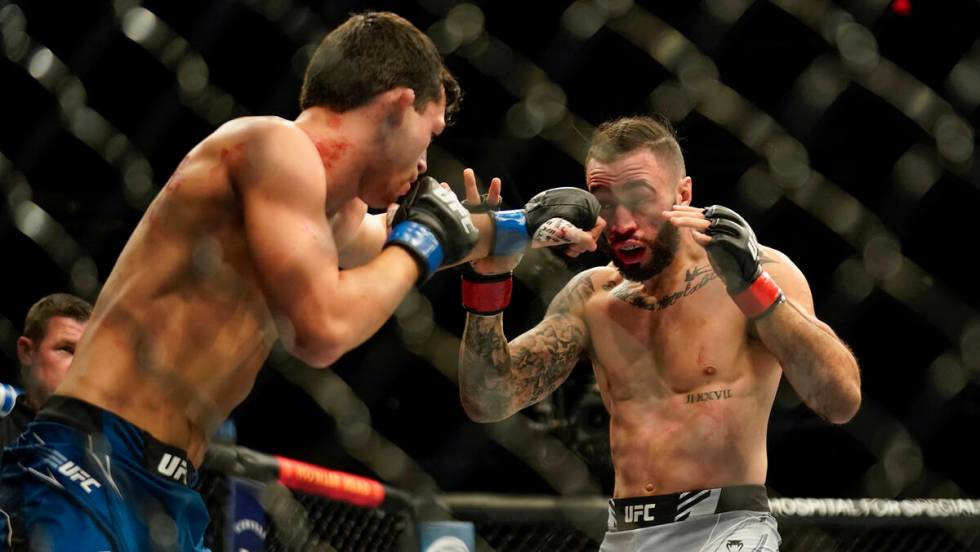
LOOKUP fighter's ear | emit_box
[676,176,692,206]
[377,87,416,125]
[16,336,34,367]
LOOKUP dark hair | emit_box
[300,11,462,124]
[586,115,686,177]
[23,293,93,342]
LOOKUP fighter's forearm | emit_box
[458,314,519,422]
[450,213,494,266]
[755,299,861,423]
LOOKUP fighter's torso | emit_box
[583,263,782,498]
[59,117,354,466]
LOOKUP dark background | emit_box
[1,0,978,502]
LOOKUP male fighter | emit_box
[458,116,861,551]
[0,11,599,551]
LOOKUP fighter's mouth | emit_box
[613,241,647,262]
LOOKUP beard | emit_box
[599,222,680,282]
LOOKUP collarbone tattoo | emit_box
[608,265,719,311]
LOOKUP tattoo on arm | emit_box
[459,272,595,418]
[547,271,595,315]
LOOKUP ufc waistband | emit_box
[36,395,196,487]
[608,485,769,531]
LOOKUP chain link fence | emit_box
[2,1,979,550]
[198,456,980,551]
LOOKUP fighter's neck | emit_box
[294,107,371,212]
[640,236,711,296]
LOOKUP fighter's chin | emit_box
[613,260,652,282]
[612,251,674,282]
[362,193,393,210]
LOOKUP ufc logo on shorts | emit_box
[624,503,656,523]
[157,452,188,484]
[57,461,102,493]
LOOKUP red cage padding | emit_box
[274,455,386,508]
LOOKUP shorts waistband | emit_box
[36,395,195,487]
[608,485,769,531]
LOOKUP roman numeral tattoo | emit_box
[686,389,733,403]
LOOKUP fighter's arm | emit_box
[667,205,861,423]
[459,269,597,422]
[333,204,499,270]
[233,123,419,367]
[753,250,861,423]
[336,211,389,269]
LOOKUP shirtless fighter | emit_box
[0,11,600,551]
[458,116,861,551]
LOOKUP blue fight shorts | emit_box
[0,396,210,551]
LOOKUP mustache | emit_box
[607,235,640,247]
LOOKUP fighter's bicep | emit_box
[235,133,339,313]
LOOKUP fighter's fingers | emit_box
[486,177,502,208]
[463,168,479,204]
[667,214,711,230]
[529,218,579,248]
[589,217,607,242]
[573,226,600,252]
[691,230,712,246]
[669,204,704,213]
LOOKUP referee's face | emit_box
[17,316,87,404]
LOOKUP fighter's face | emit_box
[18,316,86,404]
[587,150,684,282]
[363,92,447,208]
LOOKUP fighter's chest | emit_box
[585,278,748,388]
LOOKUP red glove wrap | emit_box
[731,271,784,320]
[461,274,513,315]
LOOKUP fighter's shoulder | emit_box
[215,116,308,146]
[760,246,809,289]
[555,266,616,300]
[589,264,622,291]
[216,117,320,176]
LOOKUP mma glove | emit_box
[702,205,784,320]
[460,187,600,316]
[385,176,480,284]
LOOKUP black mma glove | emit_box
[385,176,480,283]
[459,187,601,315]
[489,187,601,256]
[702,205,784,320]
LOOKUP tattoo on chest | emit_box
[686,388,732,404]
[610,266,718,311]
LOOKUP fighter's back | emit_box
[58,117,303,466]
